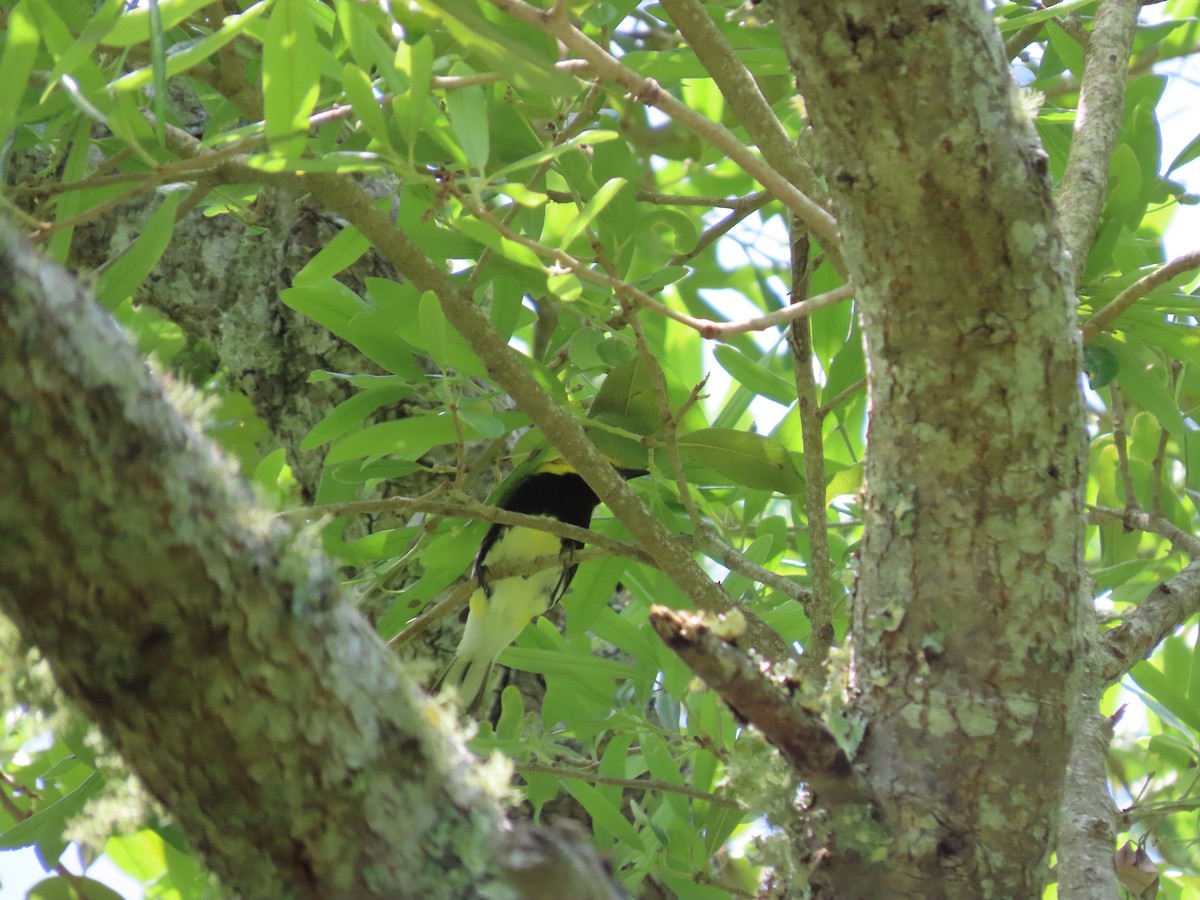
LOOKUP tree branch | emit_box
[1099,559,1200,683]
[488,0,843,255]
[1081,249,1200,341]
[1056,638,1121,898]
[649,606,873,806]
[293,170,800,665]
[654,0,825,203]
[786,226,835,677]
[0,219,528,899]
[291,495,656,567]
[1057,0,1142,284]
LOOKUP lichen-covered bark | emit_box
[62,185,411,505]
[772,1,1087,896]
[0,220,512,900]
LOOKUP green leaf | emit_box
[677,428,805,494]
[108,1,274,92]
[563,780,643,851]
[27,877,125,900]
[94,191,183,309]
[453,216,545,271]
[1044,21,1085,80]
[0,2,41,142]
[410,0,578,98]
[444,64,489,171]
[393,36,433,150]
[0,772,104,850]
[491,130,620,181]
[325,411,525,463]
[993,0,1100,34]
[416,290,489,377]
[281,280,423,377]
[562,177,630,249]
[263,0,321,159]
[1130,660,1200,734]
[825,461,863,502]
[590,355,660,434]
[147,0,167,142]
[244,150,388,174]
[341,63,389,146]
[101,0,212,46]
[713,344,795,405]
[1114,339,1188,439]
[1103,144,1144,230]
[1082,342,1119,389]
[293,224,371,286]
[1168,130,1200,174]
[632,264,690,293]
[301,385,414,450]
[40,0,123,97]
[641,732,688,821]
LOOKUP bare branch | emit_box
[786,225,834,676]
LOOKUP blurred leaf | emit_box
[0,772,104,850]
[27,877,125,900]
[411,0,578,97]
[1083,342,1120,388]
[0,3,42,143]
[101,0,211,46]
[94,192,183,308]
[445,66,489,171]
[678,428,805,494]
[713,344,795,405]
[590,355,660,435]
[263,0,321,159]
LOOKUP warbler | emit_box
[434,457,644,710]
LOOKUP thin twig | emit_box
[516,762,743,808]
[286,495,656,566]
[668,191,772,267]
[1109,386,1137,512]
[786,225,833,674]
[696,523,813,607]
[488,0,842,255]
[456,188,853,336]
[1081,249,1200,340]
[1087,504,1200,557]
[816,377,866,420]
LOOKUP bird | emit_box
[433,455,644,711]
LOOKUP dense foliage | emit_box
[1,0,1199,897]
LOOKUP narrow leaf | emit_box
[263,0,321,159]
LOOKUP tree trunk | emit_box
[773,2,1087,895]
[0,219,513,900]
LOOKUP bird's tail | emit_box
[433,652,495,712]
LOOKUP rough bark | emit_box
[10,148,425,508]
[0,218,513,900]
[772,1,1087,896]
